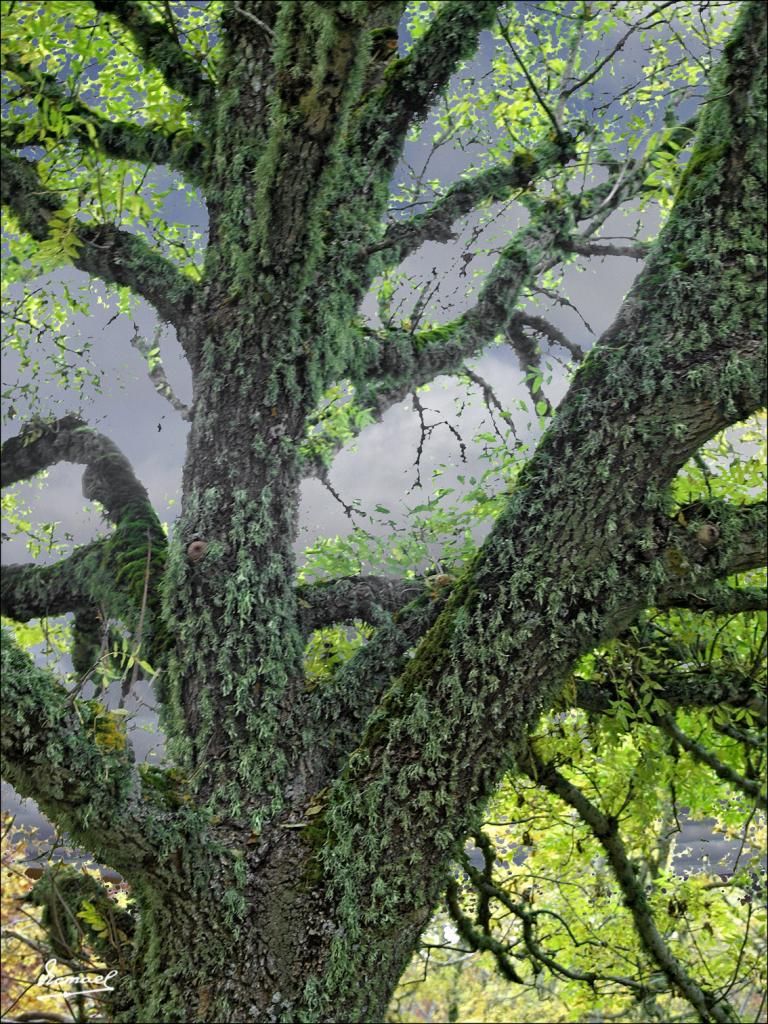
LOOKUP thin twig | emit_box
[232,4,275,36]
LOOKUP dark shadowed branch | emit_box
[92,0,214,109]
[358,1,499,167]
[656,715,766,810]
[369,135,575,265]
[665,583,766,615]
[297,575,424,635]
[445,874,524,983]
[569,239,651,260]
[1,54,207,185]
[3,415,155,521]
[1,417,167,663]
[1,541,105,624]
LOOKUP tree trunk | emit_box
[109,825,416,1024]
[1,4,765,1024]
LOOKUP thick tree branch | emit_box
[568,239,651,260]
[656,714,767,809]
[1,54,207,185]
[304,309,581,479]
[301,505,765,784]
[1,628,140,868]
[524,749,739,1023]
[91,0,213,109]
[297,575,423,635]
[358,2,499,168]
[350,125,681,415]
[370,135,575,264]
[1,628,217,886]
[3,415,153,522]
[1,541,104,623]
[1,417,168,667]
[1,150,196,329]
[316,6,766,991]
[350,116,696,421]
[78,223,196,331]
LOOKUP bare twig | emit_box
[129,324,191,420]
[232,4,275,37]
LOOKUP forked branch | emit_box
[358,1,499,170]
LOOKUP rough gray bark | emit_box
[1,2,766,1022]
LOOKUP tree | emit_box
[1,1,765,1021]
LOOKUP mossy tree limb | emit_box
[91,0,214,110]
[3,415,157,520]
[1,541,104,623]
[1,415,168,671]
[0,151,197,329]
[2,628,145,871]
[366,134,576,265]
[297,574,424,634]
[1,53,207,186]
[357,1,499,169]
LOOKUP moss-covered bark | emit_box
[1,3,766,1022]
